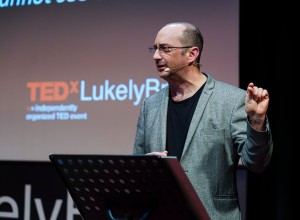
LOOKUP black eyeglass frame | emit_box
[149,45,193,54]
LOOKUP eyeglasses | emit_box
[149,45,192,54]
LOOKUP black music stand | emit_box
[49,154,209,220]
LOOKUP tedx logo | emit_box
[27,81,79,102]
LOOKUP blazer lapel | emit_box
[159,86,169,151]
[181,75,215,160]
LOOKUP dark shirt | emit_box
[166,85,205,160]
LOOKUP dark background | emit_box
[240,2,297,220]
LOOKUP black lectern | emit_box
[49,154,209,220]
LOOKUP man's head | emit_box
[150,22,203,78]
[164,22,204,65]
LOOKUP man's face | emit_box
[152,25,189,79]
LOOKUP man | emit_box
[133,22,273,219]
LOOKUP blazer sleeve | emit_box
[133,99,146,155]
[232,94,273,173]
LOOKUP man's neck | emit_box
[169,72,206,102]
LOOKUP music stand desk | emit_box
[49,154,209,220]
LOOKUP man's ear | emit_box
[188,47,200,63]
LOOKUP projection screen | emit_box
[0,0,239,161]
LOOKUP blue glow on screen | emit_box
[0,0,86,8]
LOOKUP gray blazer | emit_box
[133,73,273,220]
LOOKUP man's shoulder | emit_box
[205,73,245,94]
